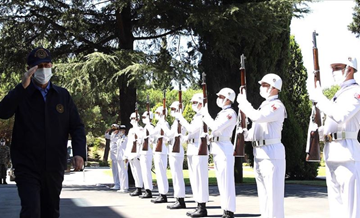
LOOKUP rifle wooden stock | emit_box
[131,134,137,153]
[155,91,166,152]
[306,31,321,162]
[142,96,150,151]
[198,73,208,156]
[155,129,163,152]
[172,88,182,153]
[234,54,246,157]
[131,103,139,153]
[142,129,149,151]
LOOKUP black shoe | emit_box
[167,198,186,209]
[2,179,7,185]
[139,189,152,199]
[190,203,207,217]
[129,188,142,197]
[0,179,2,184]
[151,194,167,203]
[222,210,234,218]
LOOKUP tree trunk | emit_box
[116,5,137,185]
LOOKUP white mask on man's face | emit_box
[130,119,137,127]
[259,86,271,99]
[142,118,149,124]
[216,97,225,108]
[33,68,53,85]
[332,67,347,85]
[192,103,200,112]
[155,114,161,120]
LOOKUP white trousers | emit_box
[153,153,169,194]
[129,158,143,188]
[111,159,120,187]
[140,154,153,190]
[326,161,360,218]
[214,154,236,212]
[254,158,285,218]
[169,155,185,198]
[117,159,129,190]
[188,155,209,203]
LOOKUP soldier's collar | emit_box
[265,95,279,102]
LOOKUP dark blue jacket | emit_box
[0,81,86,171]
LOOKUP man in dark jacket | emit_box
[0,47,86,218]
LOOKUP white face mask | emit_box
[130,119,137,127]
[216,97,225,108]
[34,68,53,85]
[332,68,347,85]
[155,114,160,120]
[192,103,200,112]
[119,131,124,136]
[142,118,149,124]
[259,86,271,99]
[170,110,177,117]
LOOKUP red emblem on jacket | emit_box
[354,93,360,100]
[227,114,232,120]
[271,104,277,111]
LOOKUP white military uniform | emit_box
[116,134,129,191]
[316,79,360,218]
[110,130,121,188]
[178,113,209,203]
[152,119,170,195]
[139,123,154,192]
[124,125,143,189]
[202,105,237,213]
[163,119,186,199]
[241,95,286,218]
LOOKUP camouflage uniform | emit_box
[0,144,10,183]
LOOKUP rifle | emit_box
[198,72,208,156]
[306,30,321,162]
[172,83,182,153]
[131,102,138,153]
[155,90,166,152]
[234,54,247,157]
[142,95,150,151]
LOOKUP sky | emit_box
[290,0,360,88]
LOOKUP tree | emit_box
[281,35,317,179]
[0,0,197,130]
[349,0,360,37]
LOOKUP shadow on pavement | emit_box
[60,198,125,218]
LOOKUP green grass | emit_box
[103,166,327,187]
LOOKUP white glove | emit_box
[309,122,318,132]
[173,112,182,120]
[308,81,326,103]
[237,90,251,110]
[200,103,209,117]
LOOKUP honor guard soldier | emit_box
[309,57,360,218]
[138,111,155,198]
[124,112,144,196]
[201,88,237,218]
[110,124,121,190]
[151,106,169,203]
[175,93,209,217]
[237,73,286,218]
[116,125,129,193]
[0,138,10,184]
[162,101,186,209]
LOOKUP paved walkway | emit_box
[0,167,330,218]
